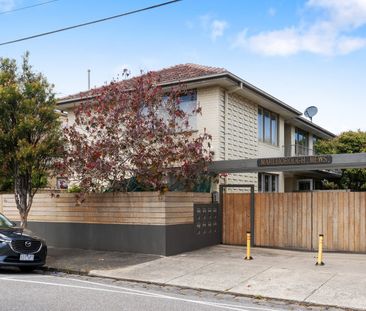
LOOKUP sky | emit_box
[0,0,366,135]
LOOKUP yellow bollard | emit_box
[244,231,253,260]
[316,234,325,266]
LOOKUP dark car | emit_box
[0,213,47,272]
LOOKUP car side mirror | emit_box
[12,221,17,227]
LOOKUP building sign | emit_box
[257,155,332,167]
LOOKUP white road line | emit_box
[62,277,279,311]
[0,276,279,311]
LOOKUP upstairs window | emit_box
[258,107,278,146]
[178,92,197,130]
[162,90,197,131]
[295,128,309,155]
[313,135,321,154]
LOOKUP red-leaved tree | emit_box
[61,72,213,193]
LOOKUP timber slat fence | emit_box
[224,191,366,253]
[0,192,211,226]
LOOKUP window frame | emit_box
[295,128,309,155]
[162,90,198,132]
[312,135,321,155]
[258,173,279,193]
[258,107,279,146]
[297,179,313,192]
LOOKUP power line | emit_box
[0,0,182,46]
[0,0,60,16]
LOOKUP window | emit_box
[312,135,320,155]
[258,173,278,192]
[178,92,197,130]
[297,179,313,192]
[258,109,263,141]
[162,90,197,131]
[264,110,271,143]
[271,114,278,145]
[258,107,278,146]
[295,128,309,155]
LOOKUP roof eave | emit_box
[57,72,302,116]
[294,116,336,138]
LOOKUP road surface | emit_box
[0,268,344,311]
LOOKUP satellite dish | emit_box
[304,106,318,122]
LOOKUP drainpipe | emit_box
[224,90,229,161]
[224,90,229,185]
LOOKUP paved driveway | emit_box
[88,245,366,310]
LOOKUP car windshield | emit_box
[0,214,14,228]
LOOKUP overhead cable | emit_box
[0,0,60,16]
[0,0,182,46]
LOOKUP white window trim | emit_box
[258,173,279,193]
[258,107,279,146]
[297,179,313,191]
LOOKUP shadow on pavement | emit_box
[46,247,162,273]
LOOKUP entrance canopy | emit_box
[209,153,366,173]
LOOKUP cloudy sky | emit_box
[0,0,366,134]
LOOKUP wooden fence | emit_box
[223,193,251,245]
[0,192,211,226]
[223,191,366,253]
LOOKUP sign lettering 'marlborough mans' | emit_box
[257,155,333,167]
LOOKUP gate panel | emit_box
[254,192,312,250]
[223,193,251,245]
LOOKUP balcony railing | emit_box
[283,144,316,157]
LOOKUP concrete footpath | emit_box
[46,245,366,310]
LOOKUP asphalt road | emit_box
[0,268,344,311]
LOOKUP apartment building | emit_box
[58,63,336,193]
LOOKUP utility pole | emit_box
[88,69,91,90]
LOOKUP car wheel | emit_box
[19,266,36,273]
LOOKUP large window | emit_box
[295,128,309,155]
[162,91,197,131]
[178,92,197,130]
[258,107,278,146]
[258,173,278,192]
[312,135,320,155]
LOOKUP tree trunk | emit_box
[20,211,28,228]
[14,174,33,229]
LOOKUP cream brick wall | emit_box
[257,116,286,192]
[197,87,259,189]
[199,89,257,188]
[197,87,292,192]
[197,87,221,160]
[225,91,258,186]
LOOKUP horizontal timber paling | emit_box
[1,192,210,225]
